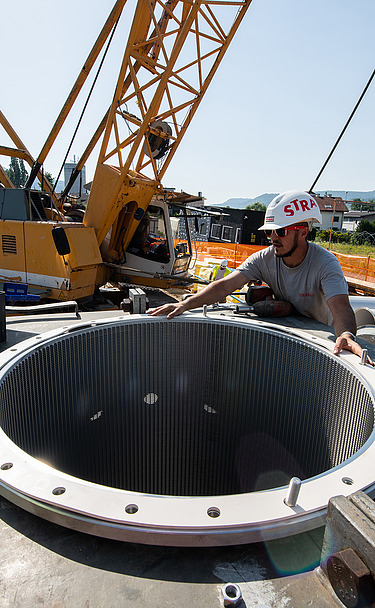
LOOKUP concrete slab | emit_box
[0,492,336,608]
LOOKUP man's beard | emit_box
[274,232,299,258]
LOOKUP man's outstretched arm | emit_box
[328,294,374,365]
[148,270,247,319]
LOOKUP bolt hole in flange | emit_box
[52,487,66,496]
[0,316,374,546]
[1,462,13,470]
[144,393,158,405]
[207,507,221,518]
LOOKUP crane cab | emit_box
[120,199,192,286]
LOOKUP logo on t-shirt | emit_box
[298,292,315,298]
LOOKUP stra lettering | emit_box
[284,198,318,216]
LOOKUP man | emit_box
[149,191,372,364]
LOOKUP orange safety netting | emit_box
[177,240,375,287]
[190,242,265,268]
[331,251,375,283]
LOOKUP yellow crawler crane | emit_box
[0,0,252,300]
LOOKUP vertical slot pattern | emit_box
[0,319,373,496]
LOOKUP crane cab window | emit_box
[127,205,170,263]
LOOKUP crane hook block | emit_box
[143,121,172,160]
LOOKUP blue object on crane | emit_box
[3,282,40,303]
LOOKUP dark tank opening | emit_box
[0,319,374,495]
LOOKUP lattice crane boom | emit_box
[84,0,253,250]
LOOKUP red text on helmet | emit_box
[284,198,318,217]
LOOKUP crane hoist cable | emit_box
[309,67,375,193]
[54,16,121,200]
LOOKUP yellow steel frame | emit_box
[84,0,252,249]
[0,0,252,298]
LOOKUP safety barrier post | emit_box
[366,256,370,282]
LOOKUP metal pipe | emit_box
[6,301,79,317]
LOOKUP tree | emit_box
[5,157,28,187]
[362,198,375,211]
[350,198,375,211]
[245,201,266,211]
[38,171,55,191]
[355,219,375,235]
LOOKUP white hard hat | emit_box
[258,191,322,230]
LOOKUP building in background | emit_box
[343,210,375,232]
[314,195,348,231]
[207,207,266,245]
[183,206,266,245]
[63,162,87,197]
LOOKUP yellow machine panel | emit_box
[62,224,102,269]
[24,223,102,295]
[49,268,99,302]
[0,221,26,283]
[25,222,70,290]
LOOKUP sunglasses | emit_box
[264,225,306,238]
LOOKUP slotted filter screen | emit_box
[0,319,374,495]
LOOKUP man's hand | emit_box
[148,270,247,319]
[147,301,187,319]
[333,334,374,366]
[328,294,374,365]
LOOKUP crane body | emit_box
[0,0,252,300]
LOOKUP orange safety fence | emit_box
[331,251,375,284]
[189,241,265,268]
[176,240,375,286]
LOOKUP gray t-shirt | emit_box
[237,242,348,326]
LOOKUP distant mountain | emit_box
[213,190,375,209]
[318,190,375,203]
[216,193,277,208]
[213,199,247,209]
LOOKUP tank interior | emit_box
[0,319,373,495]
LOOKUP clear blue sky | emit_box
[1,0,374,204]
